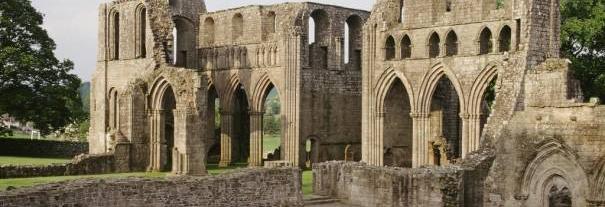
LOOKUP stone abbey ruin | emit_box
[10,0,600,206]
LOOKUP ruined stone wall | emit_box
[299,4,369,165]
[0,154,115,179]
[313,161,464,207]
[481,59,605,206]
[0,168,303,207]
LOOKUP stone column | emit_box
[249,111,264,167]
[173,107,206,176]
[469,113,482,157]
[148,110,164,172]
[412,112,429,167]
[376,112,385,166]
[460,112,470,159]
[219,111,232,167]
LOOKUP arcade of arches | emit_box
[90,0,605,206]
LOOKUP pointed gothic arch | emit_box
[400,34,412,59]
[521,139,589,206]
[148,76,178,172]
[445,30,458,56]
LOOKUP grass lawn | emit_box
[263,133,281,156]
[0,156,70,166]
[302,170,313,196]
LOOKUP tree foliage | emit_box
[0,0,84,135]
[561,0,605,101]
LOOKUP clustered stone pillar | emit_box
[249,111,264,167]
[411,112,430,167]
[463,113,481,158]
[219,111,232,167]
[148,110,164,172]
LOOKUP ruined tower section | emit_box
[90,0,209,175]
[361,0,525,168]
[299,4,369,166]
[90,0,160,159]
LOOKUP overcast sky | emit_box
[30,0,374,82]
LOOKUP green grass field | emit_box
[263,133,281,157]
[0,156,70,166]
[302,170,313,196]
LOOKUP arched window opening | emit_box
[401,35,412,59]
[138,8,147,58]
[203,17,215,45]
[548,185,572,207]
[206,86,221,165]
[446,0,453,12]
[385,36,396,60]
[232,85,250,164]
[309,10,330,45]
[308,10,330,69]
[479,28,493,55]
[112,12,120,60]
[499,26,512,52]
[400,0,405,23]
[308,17,316,45]
[161,86,176,172]
[305,139,313,168]
[445,31,458,56]
[429,33,440,58]
[479,76,497,137]
[429,76,461,165]
[108,89,119,130]
[266,11,276,34]
[232,13,244,41]
[304,137,319,169]
[262,84,281,162]
[345,15,363,70]
[173,18,195,67]
[383,79,413,168]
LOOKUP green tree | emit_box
[561,0,605,101]
[0,0,84,136]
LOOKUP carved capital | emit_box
[513,193,529,201]
[410,112,428,119]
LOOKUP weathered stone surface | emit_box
[89,0,369,175]
[0,168,303,207]
[82,0,605,206]
[313,161,464,207]
[0,154,114,179]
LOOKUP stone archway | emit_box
[250,75,283,167]
[148,78,177,172]
[206,85,221,165]
[427,76,462,165]
[416,63,466,166]
[467,63,499,154]
[365,68,416,167]
[231,84,250,165]
[521,140,589,207]
[381,78,413,167]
